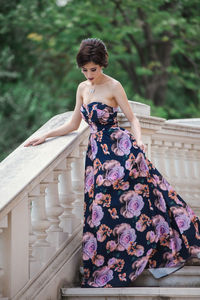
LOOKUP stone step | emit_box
[77,266,200,288]
[61,287,200,300]
[130,266,200,287]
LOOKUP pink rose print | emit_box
[135,152,149,177]
[146,230,156,243]
[92,204,104,226]
[111,129,132,156]
[120,190,144,218]
[170,206,191,233]
[106,240,117,252]
[113,223,137,251]
[96,108,110,124]
[108,257,125,272]
[189,245,200,257]
[152,174,171,191]
[88,266,113,287]
[129,256,148,281]
[85,166,94,193]
[175,214,191,234]
[97,160,125,186]
[88,134,98,160]
[153,188,166,213]
[152,215,170,239]
[169,230,182,252]
[93,254,105,266]
[83,232,97,260]
[87,204,104,228]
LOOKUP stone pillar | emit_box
[42,171,66,249]
[29,185,55,270]
[58,157,76,235]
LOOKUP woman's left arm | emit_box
[112,81,147,152]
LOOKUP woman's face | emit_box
[81,61,103,84]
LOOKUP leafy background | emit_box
[0,0,200,161]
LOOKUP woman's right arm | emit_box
[24,83,84,147]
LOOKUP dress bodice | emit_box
[80,101,119,133]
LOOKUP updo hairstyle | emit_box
[76,38,109,68]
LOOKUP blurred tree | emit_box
[0,0,200,161]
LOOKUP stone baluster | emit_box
[0,229,4,298]
[144,135,151,160]
[154,143,169,179]
[29,185,54,272]
[0,216,8,298]
[57,157,76,235]
[28,197,37,278]
[194,145,200,179]
[183,145,195,201]
[174,146,189,198]
[161,142,172,180]
[193,149,200,179]
[29,185,50,247]
[171,142,183,193]
[42,171,66,249]
[174,142,182,173]
[181,144,191,182]
[187,148,196,180]
[69,144,86,225]
[176,146,187,179]
[193,147,200,208]
[188,147,200,204]
[151,140,163,172]
[165,141,179,184]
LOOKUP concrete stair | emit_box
[130,266,200,287]
[61,259,200,299]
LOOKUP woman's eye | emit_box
[82,68,96,72]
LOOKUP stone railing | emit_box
[0,101,200,300]
[0,111,89,300]
[151,120,200,215]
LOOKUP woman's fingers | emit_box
[33,139,43,146]
[24,138,42,147]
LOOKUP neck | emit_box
[90,73,106,85]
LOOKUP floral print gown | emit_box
[80,101,200,288]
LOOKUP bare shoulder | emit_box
[77,80,89,94]
[104,75,121,88]
[77,81,87,89]
[109,78,123,91]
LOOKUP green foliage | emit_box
[0,0,200,161]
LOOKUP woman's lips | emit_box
[88,78,94,80]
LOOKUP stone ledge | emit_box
[61,286,200,299]
[167,118,200,127]
[130,266,200,287]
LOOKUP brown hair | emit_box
[76,38,109,68]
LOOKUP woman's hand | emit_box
[137,140,147,153]
[24,135,47,147]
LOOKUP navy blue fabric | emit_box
[80,101,200,288]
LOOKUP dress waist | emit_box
[89,122,119,133]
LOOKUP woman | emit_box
[25,38,200,288]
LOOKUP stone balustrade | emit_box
[0,111,89,299]
[0,101,199,300]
